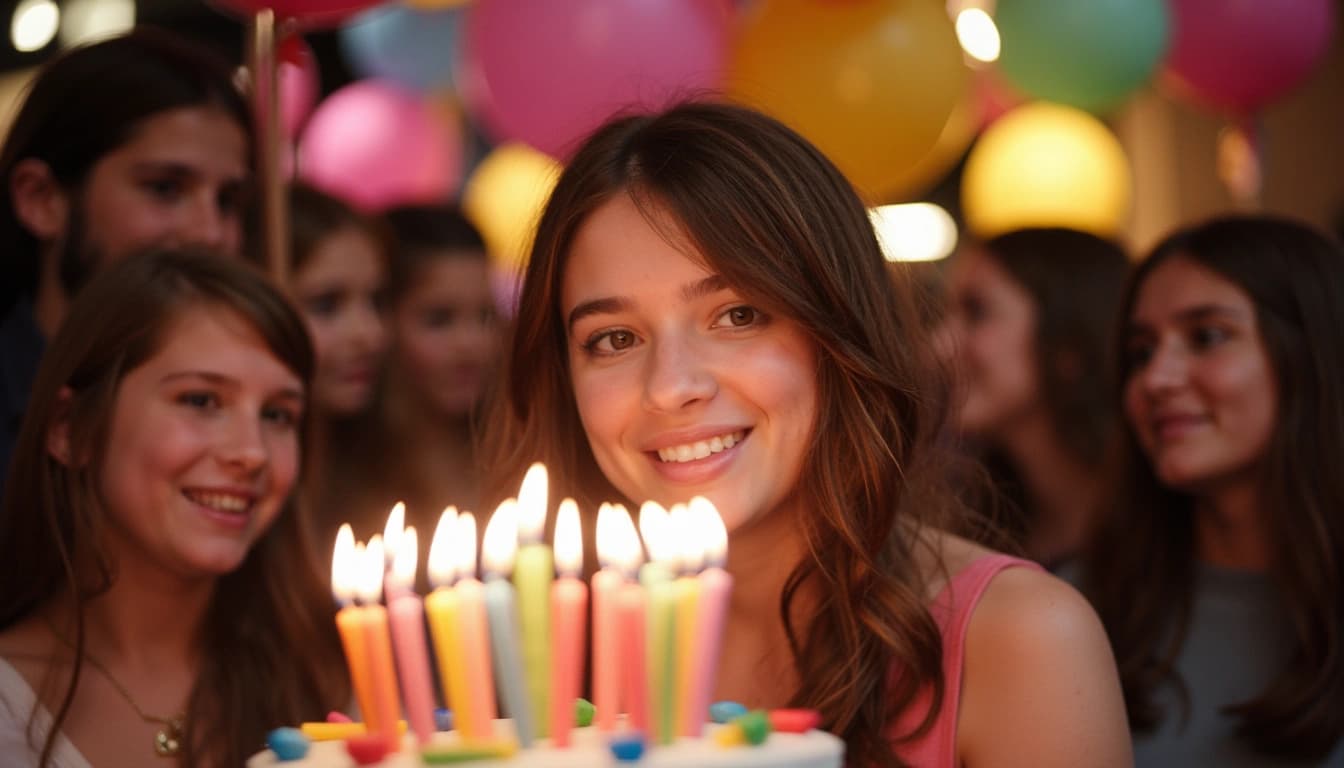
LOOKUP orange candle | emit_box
[612,507,649,735]
[357,536,405,752]
[549,500,587,747]
[451,513,499,740]
[332,526,375,723]
[590,504,623,732]
[681,497,732,738]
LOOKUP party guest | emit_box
[480,101,1131,766]
[0,28,253,494]
[1079,216,1344,765]
[0,250,347,767]
[938,229,1131,567]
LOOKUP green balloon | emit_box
[996,0,1169,113]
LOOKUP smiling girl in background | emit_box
[482,101,1131,767]
[1079,216,1344,765]
[0,251,347,767]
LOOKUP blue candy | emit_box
[610,733,646,762]
[709,700,748,724]
[266,727,310,761]
[435,708,454,732]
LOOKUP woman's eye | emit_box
[718,305,761,328]
[583,329,638,355]
[1190,326,1229,350]
[262,405,300,428]
[304,293,341,318]
[142,178,184,201]
[178,391,218,410]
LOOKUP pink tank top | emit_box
[887,554,1042,767]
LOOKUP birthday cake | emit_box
[246,719,845,767]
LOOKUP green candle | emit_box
[513,463,553,738]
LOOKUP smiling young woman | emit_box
[481,100,1131,768]
[1078,215,1344,764]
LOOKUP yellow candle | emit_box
[513,462,552,737]
[639,501,679,745]
[452,512,499,740]
[357,537,404,752]
[425,508,475,739]
[300,720,407,741]
[669,503,702,737]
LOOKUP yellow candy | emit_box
[714,723,746,747]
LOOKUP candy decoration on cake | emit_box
[253,462,847,766]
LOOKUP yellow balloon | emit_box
[728,0,969,203]
[461,143,562,273]
[961,101,1131,238]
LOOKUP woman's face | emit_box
[72,106,249,268]
[560,194,818,533]
[939,247,1041,440]
[1122,256,1278,493]
[390,253,501,418]
[90,306,303,579]
[291,226,388,416]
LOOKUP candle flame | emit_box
[383,502,406,569]
[453,512,479,580]
[612,504,644,576]
[516,462,549,544]
[392,526,418,588]
[332,523,355,603]
[691,496,727,568]
[482,498,519,577]
[554,498,583,577]
[356,536,385,604]
[428,506,458,588]
[639,500,678,565]
[669,503,704,573]
[595,503,613,570]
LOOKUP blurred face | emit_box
[562,194,818,533]
[938,247,1041,439]
[391,253,501,417]
[1123,257,1278,493]
[93,306,303,579]
[291,226,388,415]
[62,106,249,291]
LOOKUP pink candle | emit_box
[386,527,437,744]
[590,504,623,732]
[549,500,588,747]
[617,580,649,734]
[682,498,733,738]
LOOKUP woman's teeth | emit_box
[657,431,744,463]
[184,491,250,512]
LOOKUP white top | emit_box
[0,657,94,768]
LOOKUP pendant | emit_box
[154,720,183,757]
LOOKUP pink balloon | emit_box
[460,0,733,159]
[298,80,462,211]
[278,36,319,139]
[211,0,386,26]
[1163,0,1336,114]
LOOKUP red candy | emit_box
[769,708,821,733]
[326,711,353,723]
[345,735,389,765]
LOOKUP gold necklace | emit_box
[44,617,186,757]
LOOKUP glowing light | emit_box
[956,8,1000,63]
[59,0,134,48]
[870,203,958,263]
[11,0,58,53]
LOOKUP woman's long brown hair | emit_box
[1081,215,1344,759]
[0,251,349,766]
[480,101,991,767]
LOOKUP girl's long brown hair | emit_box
[1081,215,1344,759]
[0,250,349,766]
[480,101,991,767]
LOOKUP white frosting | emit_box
[247,721,843,768]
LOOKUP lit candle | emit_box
[513,463,553,738]
[639,501,679,745]
[424,508,474,739]
[681,497,732,737]
[332,525,375,724]
[590,503,623,732]
[453,512,500,739]
[386,526,437,744]
[670,503,703,737]
[612,506,649,735]
[549,499,587,747]
[383,502,406,581]
[483,499,535,747]
[355,536,404,752]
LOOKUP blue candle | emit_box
[482,500,535,748]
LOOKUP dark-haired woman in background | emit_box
[938,229,1131,567]
[1080,215,1344,765]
